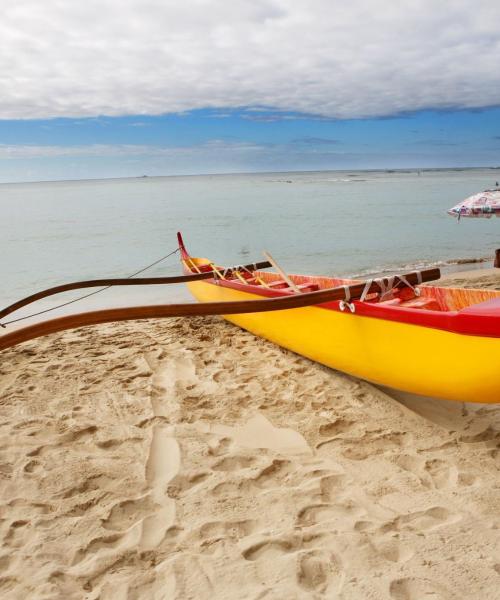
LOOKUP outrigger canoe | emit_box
[0,232,499,404]
[177,233,500,404]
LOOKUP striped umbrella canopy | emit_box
[448,189,500,220]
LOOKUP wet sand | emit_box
[1,270,499,599]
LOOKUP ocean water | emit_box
[1,168,499,323]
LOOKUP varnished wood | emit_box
[0,260,272,321]
[263,250,301,293]
[0,268,440,351]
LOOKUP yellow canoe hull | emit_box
[187,280,500,404]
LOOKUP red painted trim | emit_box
[455,298,500,337]
[177,231,190,261]
[211,278,500,338]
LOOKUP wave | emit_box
[267,178,368,184]
[348,256,491,279]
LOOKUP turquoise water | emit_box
[1,168,499,322]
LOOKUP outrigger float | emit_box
[1,232,499,403]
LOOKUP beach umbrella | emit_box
[447,189,500,220]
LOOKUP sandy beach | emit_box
[438,267,500,290]
[1,270,500,599]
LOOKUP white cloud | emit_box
[1,1,499,120]
[0,141,266,159]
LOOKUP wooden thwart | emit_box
[263,250,301,293]
[0,268,440,352]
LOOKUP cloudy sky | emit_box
[1,1,499,181]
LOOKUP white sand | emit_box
[1,272,500,599]
[438,267,500,290]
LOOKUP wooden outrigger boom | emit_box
[0,260,272,322]
[0,269,438,352]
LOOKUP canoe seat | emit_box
[399,298,441,310]
[377,296,440,310]
[267,280,319,292]
[378,298,401,306]
[297,283,320,292]
[199,263,217,272]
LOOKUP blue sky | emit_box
[1,108,499,182]
[1,1,499,182]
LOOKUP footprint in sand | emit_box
[212,456,257,472]
[457,471,479,486]
[394,453,425,475]
[0,555,11,572]
[242,534,344,593]
[389,577,452,600]
[354,520,376,532]
[4,520,30,549]
[242,537,300,561]
[23,459,42,474]
[318,419,357,438]
[167,471,211,498]
[383,506,461,533]
[140,427,180,550]
[317,473,347,501]
[212,370,229,383]
[210,458,294,497]
[376,540,414,564]
[71,532,128,565]
[297,549,344,595]
[395,454,455,490]
[459,426,500,445]
[252,459,293,489]
[149,352,200,418]
[199,519,256,542]
[102,496,158,531]
[297,502,364,527]
[210,479,252,497]
[207,436,233,457]
[340,431,413,460]
[424,458,454,489]
[59,425,98,443]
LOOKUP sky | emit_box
[1,0,499,182]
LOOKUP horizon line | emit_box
[1,165,499,186]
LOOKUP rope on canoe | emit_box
[0,247,180,328]
[358,270,424,304]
